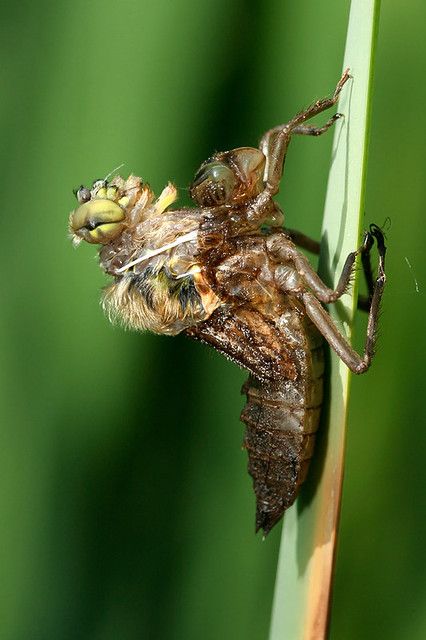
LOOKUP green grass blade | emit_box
[269,1,381,638]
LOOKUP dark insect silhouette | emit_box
[69,70,386,535]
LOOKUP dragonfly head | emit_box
[69,179,128,246]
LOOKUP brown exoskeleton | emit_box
[69,70,386,535]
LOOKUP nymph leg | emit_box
[295,227,385,374]
[259,69,349,195]
[284,226,379,311]
[243,71,349,229]
[268,228,376,304]
[291,114,342,137]
[301,271,383,374]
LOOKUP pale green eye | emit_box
[190,161,237,206]
[70,199,126,245]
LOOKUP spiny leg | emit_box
[301,226,386,373]
[291,113,342,137]
[284,225,380,312]
[259,69,350,195]
[268,228,375,305]
[243,71,349,229]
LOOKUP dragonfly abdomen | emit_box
[241,322,324,534]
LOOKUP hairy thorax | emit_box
[100,210,222,336]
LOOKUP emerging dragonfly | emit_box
[69,70,386,535]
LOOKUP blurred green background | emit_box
[1,0,425,638]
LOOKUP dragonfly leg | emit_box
[300,226,386,373]
[258,69,349,196]
[291,113,342,137]
[268,227,380,305]
[275,224,384,314]
[243,72,349,229]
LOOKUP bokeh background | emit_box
[1,0,425,638]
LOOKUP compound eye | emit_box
[74,186,91,204]
[190,161,237,206]
[70,199,126,245]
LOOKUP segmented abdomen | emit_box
[186,304,324,535]
[241,318,323,534]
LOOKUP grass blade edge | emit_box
[268,1,381,638]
